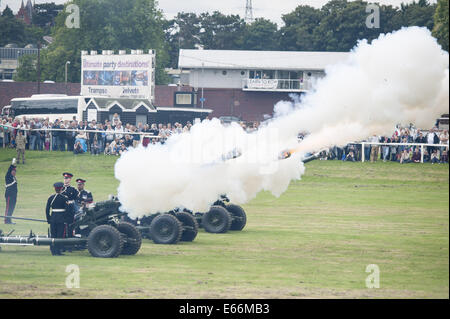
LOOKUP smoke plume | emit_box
[115,27,449,218]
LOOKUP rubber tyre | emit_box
[116,222,142,255]
[202,205,232,233]
[226,204,247,231]
[149,214,182,244]
[175,212,199,242]
[87,225,123,258]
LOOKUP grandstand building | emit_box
[178,49,349,92]
[176,49,350,121]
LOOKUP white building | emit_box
[178,49,350,92]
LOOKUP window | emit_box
[136,114,147,126]
[175,93,192,105]
[11,99,78,115]
[262,70,274,79]
[109,113,121,122]
[249,70,263,79]
[278,71,289,79]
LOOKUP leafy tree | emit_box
[165,12,202,68]
[198,11,246,50]
[313,0,383,51]
[432,0,449,51]
[0,15,28,46]
[279,0,436,52]
[0,5,45,47]
[2,5,14,18]
[398,0,437,30]
[279,5,323,51]
[243,18,279,50]
[34,0,170,84]
[32,2,64,30]
[13,54,37,82]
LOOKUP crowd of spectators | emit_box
[1,116,448,164]
[316,125,449,164]
[0,113,194,156]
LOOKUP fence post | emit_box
[50,132,52,152]
[361,142,365,162]
[420,144,424,163]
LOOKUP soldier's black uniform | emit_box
[46,185,69,256]
[61,173,78,237]
[4,164,17,224]
[76,189,93,207]
[61,184,78,201]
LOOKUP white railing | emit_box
[360,142,449,163]
[0,124,163,150]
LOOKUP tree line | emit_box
[1,0,447,85]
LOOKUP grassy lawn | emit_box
[0,149,448,298]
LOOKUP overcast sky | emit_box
[1,0,438,26]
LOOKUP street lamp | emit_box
[17,50,20,68]
[65,61,71,84]
[201,62,204,109]
[65,61,71,95]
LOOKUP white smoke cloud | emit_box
[272,27,449,153]
[115,26,449,218]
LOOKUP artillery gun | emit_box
[134,151,320,237]
[129,196,245,242]
[0,197,142,258]
[192,195,247,234]
[127,210,199,245]
[186,152,320,234]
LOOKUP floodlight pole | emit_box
[201,62,204,109]
[37,41,41,94]
[65,61,71,94]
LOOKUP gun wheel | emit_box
[175,212,199,242]
[149,214,182,244]
[226,204,247,231]
[116,222,142,255]
[87,225,124,258]
[202,205,232,233]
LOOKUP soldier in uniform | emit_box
[61,172,78,201]
[15,130,27,164]
[75,179,93,211]
[4,158,18,224]
[61,172,78,238]
[46,182,69,256]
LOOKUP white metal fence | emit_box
[359,142,448,163]
[1,124,449,163]
[0,124,163,150]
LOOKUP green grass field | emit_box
[0,149,448,298]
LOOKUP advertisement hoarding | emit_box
[81,52,155,100]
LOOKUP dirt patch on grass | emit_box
[1,282,445,299]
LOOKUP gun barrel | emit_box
[0,235,86,246]
[0,215,47,223]
[302,153,320,163]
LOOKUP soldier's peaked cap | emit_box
[76,178,86,184]
[63,172,73,178]
[54,182,64,188]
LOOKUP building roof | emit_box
[179,49,350,71]
[86,97,156,112]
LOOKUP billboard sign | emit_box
[81,52,154,100]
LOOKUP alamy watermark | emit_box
[365,264,380,288]
[366,4,380,29]
[65,4,80,29]
[65,264,80,288]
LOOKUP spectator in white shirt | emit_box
[114,122,124,140]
